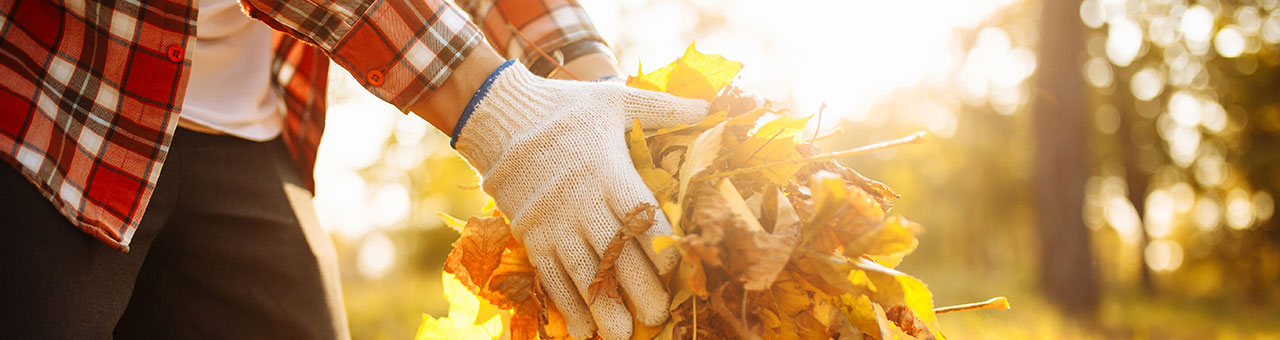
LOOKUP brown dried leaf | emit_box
[484,242,537,309]
[443,216,511,291]
[885,306,932,340]
[725,204,799,291]
[709,284,761,340]
[796,144,898,211]
[587,203,658,304]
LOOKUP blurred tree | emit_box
[1080,0,1280,304]
[1112,64,1157,294]
[1032,0,1101,317]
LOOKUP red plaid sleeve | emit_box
[0,0,195,250]
[457,0,606,64]
[241,0,484,111]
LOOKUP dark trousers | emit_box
[0,128,349,339]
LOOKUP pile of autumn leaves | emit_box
[420,44,947,340]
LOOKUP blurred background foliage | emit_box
[313,0,1280,338]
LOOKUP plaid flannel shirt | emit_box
[0,0,605,251]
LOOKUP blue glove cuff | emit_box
[451,59,519,149]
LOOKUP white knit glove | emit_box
[453,61,709,340]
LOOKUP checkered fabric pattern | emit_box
[1,0,602,251]
[458,0,606,64]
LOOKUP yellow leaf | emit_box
[416,272,504,340]
[652,235,679,253]
[436,212,467,233]
[853,258,946,340]
[731,115,810,185]
[629,119,656,169]
[638,168,676,196]
[844,215,920,259]
[627,42,743,101]
[662,201,683,236]
[474,300,501,326]
[482,198,498,216]
[631,315,664,340]
[677,122,726,210]
[840,294,884,338]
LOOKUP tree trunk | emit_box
[1032,0,1101,317]
[1113,68,1156,294]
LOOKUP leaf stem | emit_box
[694,131,927,182]
[933,296,1011,314]
[810,102,827,143]
[811,126,844,142]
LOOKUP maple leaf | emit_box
[628,42,744,101]
[443,216,511,292]
[484,242,537,309]
[424,42,1005,340]
[587,203,658,304]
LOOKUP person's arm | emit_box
[241,1,708,339]
[240,0,483,118]
[454,0,622,81]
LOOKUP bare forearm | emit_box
[410,45,506,136]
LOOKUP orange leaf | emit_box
[484,243,538,309]
[443,216,511,291]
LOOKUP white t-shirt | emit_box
[180,0,281,141]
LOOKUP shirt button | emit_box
[366,70,384,86]
[166,45,184,62]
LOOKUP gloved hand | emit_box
[453,60,708,340]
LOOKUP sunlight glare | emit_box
[314,167,373,238]
[1106,196,1143,245]
[1255,191,1275,221]
[1106,17,1144,66]
[371,183,411,228]
[1226,189,1254,230]
[1079,0,1105,28]
[1145,240,1184,272]
[1145,189,1175,239]
[1214,25,1246,58]
[1194,195,1221,231]
[1130,67,1164,101]
[357,233,397,279]
[1181,5,1215,55]
[1084,57,1114,88]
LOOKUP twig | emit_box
[742,129,785,164]
[810,102,827,143]
[694,131,928,182]
[506,25,581,81]
[811,126,844,142]
[934,296,1011,314]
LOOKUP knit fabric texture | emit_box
[455,64,708,340]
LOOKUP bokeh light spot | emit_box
[1145,240,1184,272]
[1214,26,1246,58]
[1227,189,1255,230]
[1106,18,1144,66]
[1130,67,1165,101]
[357,233,397,279]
